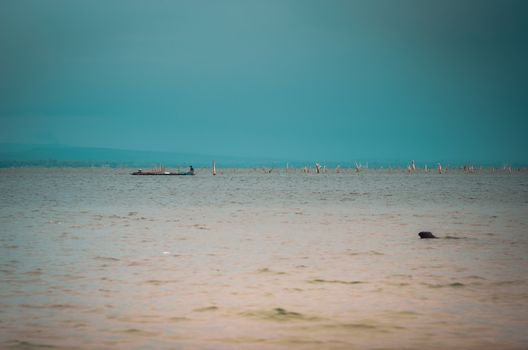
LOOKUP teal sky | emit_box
[1,0,527,163]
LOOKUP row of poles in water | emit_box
[210,160,514,175]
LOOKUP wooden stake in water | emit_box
[212,160,217,176]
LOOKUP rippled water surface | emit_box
[1,168,527,349]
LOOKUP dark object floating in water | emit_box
[131,171,194,176]
[419,231,437,239]
[131,167,195,176]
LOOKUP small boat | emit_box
[131,170,194,176]
[131,165,195,176]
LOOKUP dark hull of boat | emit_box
[131,172,195,176]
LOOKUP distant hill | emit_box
[0,144,286,168]
[0,144,522,169]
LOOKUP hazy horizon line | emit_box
[0,142,525,168]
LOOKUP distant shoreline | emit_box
[1,161,526,172]
[1,144,525,169]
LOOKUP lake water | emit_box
[1,168,527,349]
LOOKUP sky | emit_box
[1,0,527,163]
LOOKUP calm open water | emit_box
[1,168,527,349]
